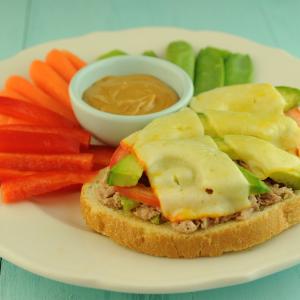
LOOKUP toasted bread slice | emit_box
[80,169,300,258]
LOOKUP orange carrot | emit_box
[61,50,86,69]
[5,75,78,124]
[30,60,71,109]
[46,49,78,83]
[0,89,29,102]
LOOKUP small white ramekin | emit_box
[69,55,194,145]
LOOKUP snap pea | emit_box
[205,46,232,59]
[142,50,158,57]
[166,41,195,80]
[224,54,252,85]
[96,49,127,60]
[194,48,224,95]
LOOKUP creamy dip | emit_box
[83,74,179,115]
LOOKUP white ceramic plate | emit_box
[1,28,300,294]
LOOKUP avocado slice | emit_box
[276,86,300,111]
[120,196,139,212]
[150,214,161,225]
[270,171,300,190]
[222,135,300,189]
[213,136,239,159]
[238,166,270,194]
[107,154,143,187]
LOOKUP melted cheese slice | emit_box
[133,137,250,221]
[123,108,204,146]
[190,83,285,114]
[203,110,300,153]
[223,135,300,179]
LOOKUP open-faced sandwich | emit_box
[81,83,300,258]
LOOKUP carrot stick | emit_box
[0,89,29,102]
[61,50,87,69]
[5,76,78,125]
[30,60,71,109]
[46,49,78,83]
[5,75,78,124]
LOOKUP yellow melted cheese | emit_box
[124,108,204,146]
[223,135,300,179]
[123,108,251,221]
[190,83,285,114]
[133,137,250,221]
[202,110,300,153]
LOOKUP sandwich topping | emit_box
[96,83,300,234]
[96,167,295,233]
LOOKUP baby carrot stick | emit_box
[0,89,29,102]
[46,49,78,83]
[61,50,86,69]
[30,60,71,109]
[5,75,78,124]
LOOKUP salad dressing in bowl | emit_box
[82,74,179,115]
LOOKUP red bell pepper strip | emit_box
[0,124,91,149]
[0,153,93,171]
[0,130,80,154]
[115,185,160,207]
[86,145,116,169]
[0,114,33,126]
[0,97,77,128]
[1,171,97,203]
[0,168,36,181]
[5,76,78,125]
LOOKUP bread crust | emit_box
[80,171,300,258]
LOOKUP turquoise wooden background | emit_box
[1,0,300,299]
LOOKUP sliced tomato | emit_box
[109,144,131,167]
[115,184,160,207]
[286,107,300,126]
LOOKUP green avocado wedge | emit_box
[276,86,300,111]
[238,166,270,194]
[221,135,300,189]
[120,196,139,212]
[107,154,143,187]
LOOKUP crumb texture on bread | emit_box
[80,171,300,258]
